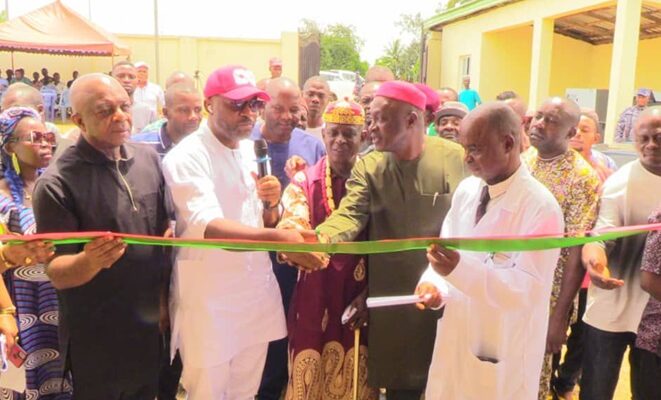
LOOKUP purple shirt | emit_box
[250,123,326,188]
[636,207,661,356]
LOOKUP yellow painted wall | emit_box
[429,0,615,96]
[0,32,299,87]
[479,25,532,103]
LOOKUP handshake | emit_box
[277,229,331,272]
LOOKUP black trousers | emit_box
[579,324,640,400]
[552,288,587,395]
[630,347,661,400]
[157,331,183,400]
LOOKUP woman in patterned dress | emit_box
[278,99,377,400]
[0,107,71,399]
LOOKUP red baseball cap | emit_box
[375,81,426,111]
[204,65,270,102]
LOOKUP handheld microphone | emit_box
[254,139,271,208]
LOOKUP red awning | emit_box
[0,0,130,56]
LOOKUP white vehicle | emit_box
[320,70,363,100]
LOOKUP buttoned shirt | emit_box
[162,122,286,367]
[420,165,564,400]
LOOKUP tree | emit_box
[376,13,425,81]
[0,10,6,23]
[299,20,369,76]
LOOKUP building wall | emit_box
[479,25,532,103]
[0,32,299,87]
[432,0,612,92]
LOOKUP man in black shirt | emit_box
[33,73,170,400]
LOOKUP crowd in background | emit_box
[0,57,657,400]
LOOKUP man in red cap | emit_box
[413,83,441,136]
[162,65,302,399]
[282,80,466,400]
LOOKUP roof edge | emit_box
[424,0,522,30]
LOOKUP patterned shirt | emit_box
[523,148,600,313]
[615,105,645,143]
[635,207,661,356]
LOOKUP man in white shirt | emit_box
[302,76,330,140]
[162,65,302,400]
[134,61,165,116]
[580,107,661,400]
[417,103,564,399]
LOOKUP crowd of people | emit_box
[0,57,657,400]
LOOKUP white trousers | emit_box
[181,342,268,400]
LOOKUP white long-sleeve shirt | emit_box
[420,165,564,400]
[162,123,286,367]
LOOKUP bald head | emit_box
[1,83,43,111]
[165,83,200,107]
[637,105,661,125]
[165,71,194,89]
[502,97,527,121]
[266,77,301,99]
[543,97,581,128]
[459,102,521,183]
[366,66,395,83]
[71,73,128,113]
[69,73,132,154]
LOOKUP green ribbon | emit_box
[2,223,659,254]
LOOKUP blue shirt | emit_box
[250,123,326,188]
[132,123,173,159]
[459,89,482,110]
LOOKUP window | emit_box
[459,55,471,87]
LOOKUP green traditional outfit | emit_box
[317,135,466,391]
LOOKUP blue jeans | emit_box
[579,324,640,400]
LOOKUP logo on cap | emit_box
[233,69,256,86]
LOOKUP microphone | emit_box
[254,139,272,208]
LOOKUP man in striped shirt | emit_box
[615,88,654,142]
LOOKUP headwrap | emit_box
[375,81,426,111]
[322,98,365,125]
[0,107,41,150]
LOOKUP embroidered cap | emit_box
[322,98,365,125]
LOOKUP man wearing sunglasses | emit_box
[162,65,302,399]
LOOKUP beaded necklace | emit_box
[321,157,335,216]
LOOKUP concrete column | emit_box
[426,31,443,89]
[603,0,642,144]
[528,17,554,109]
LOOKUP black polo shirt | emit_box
[33,135,169,393]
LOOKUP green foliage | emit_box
[299,20,368,76]
[376,13,425,81]
[0,10,7,23]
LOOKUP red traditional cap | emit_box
[204,65,270,102]
[414,83,441,112]
[323,97,365,125]
[375,81,426,111]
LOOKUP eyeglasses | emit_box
[11,131,57,147]
[225,97,266,113]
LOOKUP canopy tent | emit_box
[0,0,130,57]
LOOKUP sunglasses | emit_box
[11,131,57,147]
[225,97,266,113]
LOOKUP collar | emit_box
[159,122,174,151]
[479,163,525,201]
[75,134,134,164]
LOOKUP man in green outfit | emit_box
[283,81,466,400]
